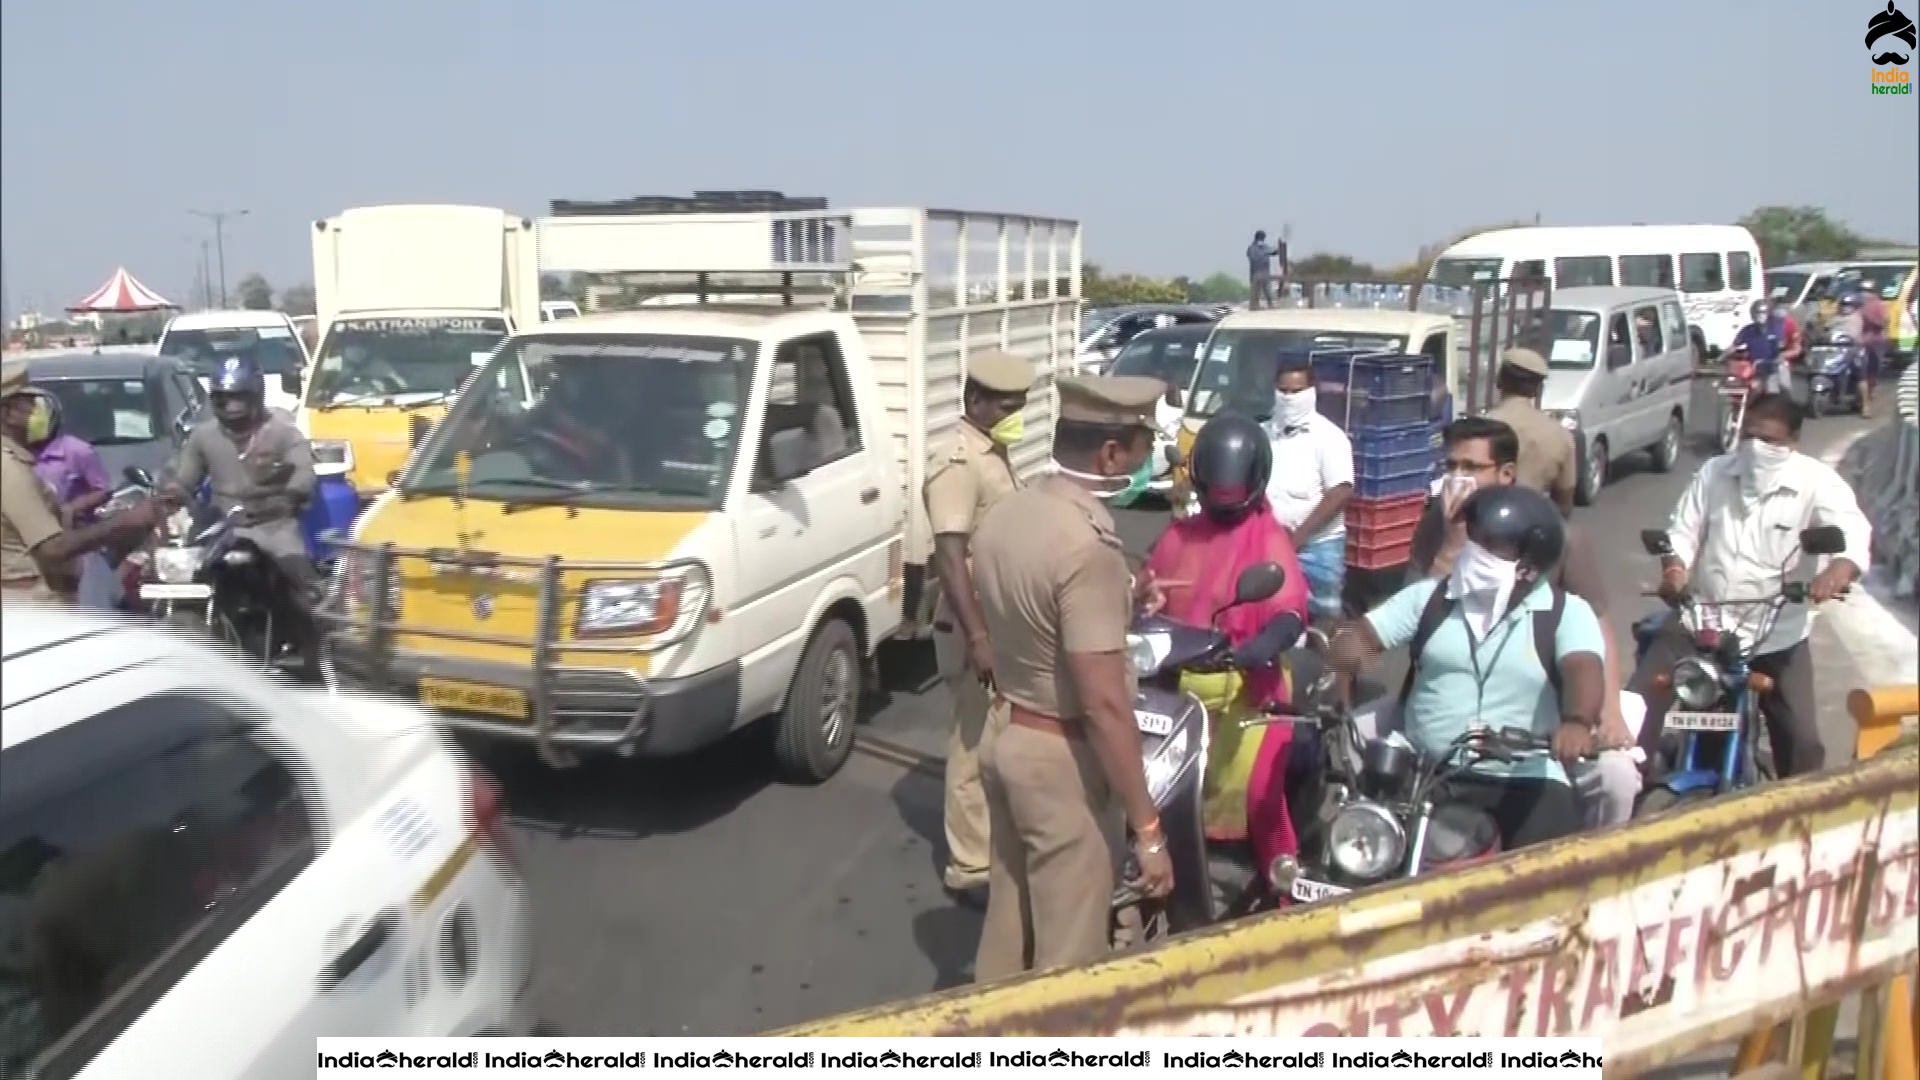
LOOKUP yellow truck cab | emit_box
[320,205,1081,781]
[300,204,539,495]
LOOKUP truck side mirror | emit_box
[281,369,302,397]
[1640,529,1674,557]
[1800,526,1846,556]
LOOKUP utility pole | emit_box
[189,208,248,307]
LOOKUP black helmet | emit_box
[209,353,264,401]
[1188,411,1271,521]
[1458,484,1564,574]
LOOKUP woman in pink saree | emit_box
[1145,413,1310,872]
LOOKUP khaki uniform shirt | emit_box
[970,474,1133,720]
[923,422,1020,618]
[1487,396,1577,505]
[1,435,71,598]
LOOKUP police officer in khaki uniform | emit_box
[1485,347,1577,513]
[969,374,1177,982]
[923,350,1036,897]
[1,359,164,602]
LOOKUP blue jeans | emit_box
[1296,534,1346,621]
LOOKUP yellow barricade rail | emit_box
[784,692,1920,1080]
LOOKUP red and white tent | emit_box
[67,267,178,314]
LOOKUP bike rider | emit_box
[1729,298,1803,397]
[1632,393,1870,778]
[1330,485,1606,850]
[165,355,321,655]
[1832,289,1884,418]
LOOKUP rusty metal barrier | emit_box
[782,729,1920,1079]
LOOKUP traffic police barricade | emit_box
[783,685,1920,1080]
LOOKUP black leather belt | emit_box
[933,620,956,633]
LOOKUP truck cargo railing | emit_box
[1453,276,1553,415]
[781,685,1920,1080]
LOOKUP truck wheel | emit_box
[773,618,861,784]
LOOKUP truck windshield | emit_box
[1428,257,1505,288]
[159,326,303,376]
[401,333,757,511]
[309,315,509,406]
[1186,328,1406,418]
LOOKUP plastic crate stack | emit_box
[1310,349,1442,571]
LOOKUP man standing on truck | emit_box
[922,351,1035,902]
[970,375,1175,982]
[1485,348,1577,514]
[1247,230,1280,310]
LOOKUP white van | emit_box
[1428,225,1765,359]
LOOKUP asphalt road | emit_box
[489,381,1882,1037]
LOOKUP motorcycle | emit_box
[140,490,322,678]
[1806,333,1864,418]
[98,466,164,610]
[1716,347,1760,453]
[1111,560,1291,941]
[1632,526,1848,816]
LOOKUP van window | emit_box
[0,694,317,1078]
[1554,257,1613,288]
[1607,314,1633,369]
[1726,252,1754,292]
[1419,332,1448,383]
[765,332,862,475]
[1619,255,1675,289]
[1680,253,1725,294]
[1660,302,1688,347]
[1632,305,1665,355]
[1512,260,1547,284]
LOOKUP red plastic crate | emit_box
[1345,491,1428,570]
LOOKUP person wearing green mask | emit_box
[922,349,1035,900]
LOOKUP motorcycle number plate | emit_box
[141,583,213,600]
[1291,877,1351,903]
[1136,711,1176,737]
[1667,710,1739,732]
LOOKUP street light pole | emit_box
[189,208,249,307]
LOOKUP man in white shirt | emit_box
[1632,393,1871,777]
[1265,355,1354,622]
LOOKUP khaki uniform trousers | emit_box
[974,706,1125,983]
[933,613,997,890]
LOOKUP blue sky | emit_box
[2,0,1915,314]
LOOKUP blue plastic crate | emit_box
[1311,351,1438,431]
[1352,421,1440,499]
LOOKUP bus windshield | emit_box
[309,315,509,408]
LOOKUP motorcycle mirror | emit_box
[1799,525,1846,557]
[123,465,154,488]
[1231,562,1286,605]
[1498,725,1537,747]
[1640,529,1674,557]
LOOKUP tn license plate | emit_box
[1291,877,1351,903]
[419,677,529,722]
[141,582,212,600]
[1667,710,1739,732]
[1135,711,1175,737]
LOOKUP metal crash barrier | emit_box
[784,690,1920,1080]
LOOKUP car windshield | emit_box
[1109,330,1205,386]
[39,376,162,445]
[1186,328,1407,417]
[159,325,302,376]
[1080,311,1116,339]
[401,333,757,511]
[308,315,510,407]
[1517,309,1604,369]
[1836,268,1904,300]
[1766,271,1811,305]
[1427,257,1505,288]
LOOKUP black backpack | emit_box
[1396,581,1567,707]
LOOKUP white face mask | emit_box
[1451,540,1520,640]
[1738,438,1793,488]
[1275,387,1317,427]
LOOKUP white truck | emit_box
[303,204,540,493]
[320,206,1083,780]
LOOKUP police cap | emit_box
[1500,347,1550,378]
[966,350,1035,395]
[1057,375,1165,429]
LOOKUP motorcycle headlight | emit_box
[1328,800,1406,883]
[1125,631,1171,677]
[1671,656,1723,710]
[153,546,206,584]
[575,565,711,643]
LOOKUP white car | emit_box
[1,604,531,1080]
[157,310,311,415]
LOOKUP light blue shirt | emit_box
[1365,577,1607,785]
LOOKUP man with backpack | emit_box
[1406,417,1641,827]
[1330,484,1606,849]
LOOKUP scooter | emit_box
[1632,525,1848,816]
[1806,333,1865,418]
[1111,560,1291,942]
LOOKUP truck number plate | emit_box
[1136,711,1175,737]
[1291,877,1351,903]
[1667,710,1739,732]
[141,583,213,600]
